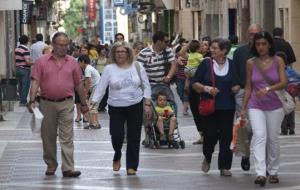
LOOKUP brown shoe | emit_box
[113,160,121,171]
[201,158,210,173]
[62,170,81,177]
[127,168,137,175]
[45,167,56,176]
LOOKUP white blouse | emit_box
[91,62,151,107]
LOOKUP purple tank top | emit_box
[248,58,282,110]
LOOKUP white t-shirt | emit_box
[91,62,151,107]
[30,41,47,63]
[84,64,101,88]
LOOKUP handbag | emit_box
[255,60,295,115]
[198,59,215,116]
[134,61,144,92]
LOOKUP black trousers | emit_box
[188,89,202,132]
[202,110,235,170]
[108,101,143,170]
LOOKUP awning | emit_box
[0,0,22,10]
[155,0,174,10]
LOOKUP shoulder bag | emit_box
[198,59,216,116]
[255,60,295,115]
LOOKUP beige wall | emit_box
[290,0,300,71]
[179,10,194,40]
[0,12,6,78]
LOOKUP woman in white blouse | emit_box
[91,42,151,175]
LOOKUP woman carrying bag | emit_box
[192,38,239,177]
[91,42,152,175]
[240,31,287,186]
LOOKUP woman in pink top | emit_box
[240,31,287,186]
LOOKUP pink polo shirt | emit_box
[31,53,82,99]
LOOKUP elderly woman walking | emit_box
[192,38,239,177]
[91,42,151,175]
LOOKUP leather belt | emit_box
[41,96,73,102]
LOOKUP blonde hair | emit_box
[42,45,53,54]
[110,42,134,64]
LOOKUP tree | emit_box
[62,0,84,39]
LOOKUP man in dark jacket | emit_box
[273,27,296,66]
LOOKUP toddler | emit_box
[155,91,177,142]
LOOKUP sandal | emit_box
[254,176,266,186]
[269,175,279,183]
[75,118,82,122]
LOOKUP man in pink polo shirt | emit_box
[28,32,88,178]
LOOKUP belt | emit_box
[41,96,73,102]
[16,66,31,69]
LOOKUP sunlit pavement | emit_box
[0,90,300,190]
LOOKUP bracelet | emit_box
[29,100,35,104]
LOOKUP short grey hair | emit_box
[110,42,134,64]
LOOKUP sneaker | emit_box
[241,157,250,171]
[220,169,232,176]
[201,158,210,173]
[90,124,101,129]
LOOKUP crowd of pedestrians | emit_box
[13,23,298,187]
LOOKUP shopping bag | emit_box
[30,107,44,133]
[230,117,250,157]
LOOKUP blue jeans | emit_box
[176,78,188,102]
[16,67,31,104]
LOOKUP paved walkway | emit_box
[0,103,300,190]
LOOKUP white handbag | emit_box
[255,60,295,115]
[275,90,295,115]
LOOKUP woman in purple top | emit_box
[240,31,287,186]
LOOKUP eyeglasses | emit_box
[115,50,127,54]
[53,43,68,48]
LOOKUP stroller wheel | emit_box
[173,141,179,149]
[179,140,185,149]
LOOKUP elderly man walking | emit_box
[28,32,88,177]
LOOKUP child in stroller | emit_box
[142,84,185,149]
[155,91,177,143]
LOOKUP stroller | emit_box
[142,84,185,149]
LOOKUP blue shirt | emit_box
[191,58,238,110]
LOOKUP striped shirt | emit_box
[15,45,31,68]
[136,46,175,85]
[175,55,187,80]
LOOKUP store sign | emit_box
[20,1,33,24]
[0,0,22,10]
[87,0,96,20]
[114,0,124,7]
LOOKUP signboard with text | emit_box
[114,0,124,7]
[87,0,96,20]
[20,1,33,24]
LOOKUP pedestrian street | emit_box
[0,100,300,190]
